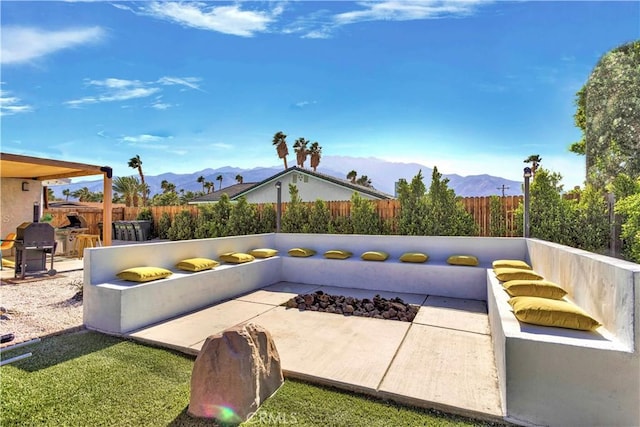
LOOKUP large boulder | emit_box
[188,323,283,423]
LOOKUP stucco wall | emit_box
[242,172,380,203]
[0,178,42,238]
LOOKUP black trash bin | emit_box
[114,222,127,240]
[131,220,152,241]
[124,222,137,241]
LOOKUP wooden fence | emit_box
[55,196,524,237]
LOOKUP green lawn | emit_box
[1,331,504,426]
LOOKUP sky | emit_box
[1,1,638,189]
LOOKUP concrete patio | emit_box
[128,281,504,422]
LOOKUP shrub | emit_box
[167,210,195,240]
[228,197,258,236]
[157,212,171,239]
[307,200,331,234]
[489,196,506,237]
[573,185,609,253]
[258,204,277,233]
[350,192,380,235]
[282,185,309,233]
[616,190,640,263]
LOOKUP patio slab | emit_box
[248,306,411,392]
[236,281,321,306]
[379,324,502,419]
[129,300,277,354]
[414,296,489,335]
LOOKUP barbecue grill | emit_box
[55,213,89,256]
[14,222,57,279]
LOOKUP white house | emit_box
[189,167,393,204]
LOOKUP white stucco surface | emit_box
[0,178,43,238]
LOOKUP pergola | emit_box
[0,152,113,245]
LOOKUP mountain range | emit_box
[51,155,523,198]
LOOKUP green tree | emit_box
[112,176,143,207]
[62,188,71,201]
[167,210,195,241]
[616,188,640,263]
[578,41,640,188]
[523,154,542,176]
[347,170,357,183]
[157,212,172,239]
[272,131,289,169]
[307,199,331,234]
[127,154,147,205]
[515,168,576,245]
[293,137,309,168]
[309,142,322,171]
[350,192,380,235]
[216,175,223,190]
[425,167,476,236]
[235,174,243,184]
[71,187,93,202]
[489,195,506,237]
[150,191,181,206]
[397,171,430,235]
[258,204,276,233]
[356,175,373,188]
[281,184,309,233]
[573,185,609,253]
[194,204,216,239]
[197,175,206,192]
[228,197,258,236]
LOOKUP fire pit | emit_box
[284,291,418,322]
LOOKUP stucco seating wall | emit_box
[490,238,640,427]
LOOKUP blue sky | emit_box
[1,1,638,189]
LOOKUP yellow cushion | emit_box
[219,252,255,264]
[399,252,429,263]
[447,255,479,266]
[361,251,389,261]
[508,296,601,331]
[249,248,278,258]
[2,258,15,268]
[288,248,316,257]
[492,259,532,270]
[324,250,353,260]
[176,258,219,272]
[494,267,543,282]
[503,280,567,300]
[116,267,172,282]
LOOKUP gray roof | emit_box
[189,183,257,203]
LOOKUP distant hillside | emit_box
[50,156,522,199]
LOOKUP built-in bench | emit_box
[488,239,640,427]
[83,233,639,427]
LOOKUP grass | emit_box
[1,331,503,426]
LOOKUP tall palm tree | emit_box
[128,154,146,204]
[235,174,244,184]
[293,137,309,168]
[524,154,542,175]
[62,188,71,201]
[197,175,206,192]
[72,187,93,202]
[161,180,176,193]
[347,170,357,183]
[216,174,223,190]
[272,131,289,169]
[309,141,322,171]
[204,181,214,194]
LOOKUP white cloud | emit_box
[65,76,200,108]
[0,88,34,116]
[157,76,203,91]
[294,100,318,108]
[334,0,488,25]
[137,2,280,37]
[121,134,170,144]
[0,26,105,65]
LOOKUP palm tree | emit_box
[524,154,542,175]
[272,131,289,169]
[309,141,322,171]
[347,170,357,183]
[128,154,146,204]
[197,175,206,192]
[204,181,214,194]
[293,137,309,168]
[72,187,93,202]
[216,174,223,190]
[112,176,143,207]
[62,188,71,201]
[235,174,243,184]
[356,175,373,188]
[161,180,176,193]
